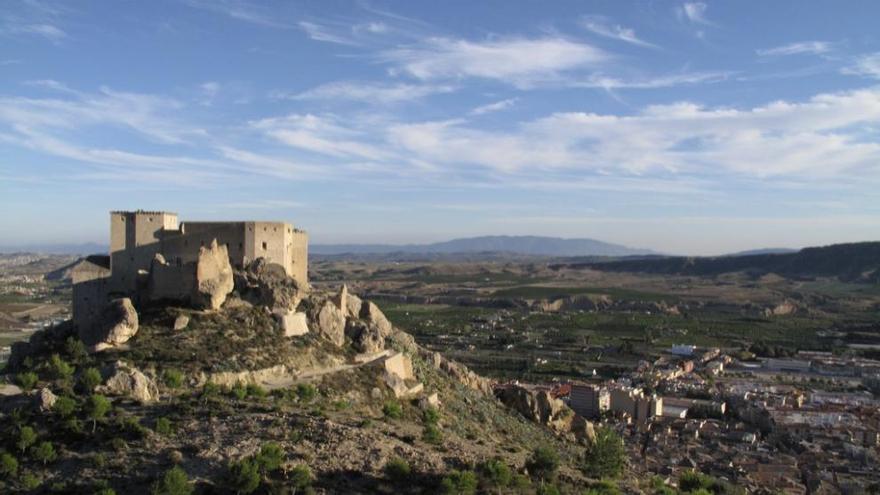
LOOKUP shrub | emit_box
[15,371,38,391]
[48,354,74,381]
[246,383,267,398]
[152,466,193,495]
[118,416,148,439]
[535,484,561,495]
[440,470,478,495]
[17,426,38,453]
[0,452,18,478]
[92,453,107,468]
[289,465,311,492]
[86,394,112,432]
[383,400,403,419]
[296,383,317,402]
[80,367,102,392]
[583,427,625,479]
[163,369,184,389]
[155,417,173,436]
[479,458,512,487]
[422,406,441,425]
[95,489,117,495]
[422,424,443,445]
[227,458,261,494]
[53,395,77,417]
[584,480,622,495]
[201,382,221,401]
[64,336,88,362]
[383,457,411,482]
[31,441,56,465]
[231,382,248,400]
[526,446,559,482]
[21,471,41,490]
[255,442,284,473]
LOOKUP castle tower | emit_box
[109,210,178,292]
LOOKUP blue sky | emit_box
[1,0,879,255]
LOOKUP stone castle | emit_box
[72,210,308,335]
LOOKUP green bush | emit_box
[584,479,622,495]
[255,442,284,473]
[296,383,317,402]
[422,424,443,445]
[201,382,221,400]
[479,458,512,487]
[152,466,193,495]
[422,406,440,425]
[228,458,261,494]
[155,417,173,436]
[0,452,18,478]
[15,371,38,391]
[163,369,184,389]
[53,395,77,417]
[17,426,38,453]
[535,484,561,495]
[246,383,267,398]
[289,465,311,492]
[80,367,102,392]
[383,457,411,482]
[383,400,403,419]
[231,382,248,400]
[64,336,88,362]
[86,394,112,432]
[21,471,41,490]
[48,354,74,381]
[440,470,478,495]
[95,489,117,495]
[526,446,559,482]
[583,427,625,479]
[31,441,56,465]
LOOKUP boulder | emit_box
[98,361,159,404]
[346,320,385,354]
[345,293,363,319]
[193,239,235,310]
[33,387,57,413]
[276,310,309,337]
[234,258,302,311]
[79,298,139,352]
[173,315,190,331]
[419,393,441,410]
[312,300,346,346]
[332,285,348,311]
[360,301,393,337]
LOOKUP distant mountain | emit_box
[722,248,798,257]
[574,241,880,282]
[312,235,656,257]
[0,243,108,255]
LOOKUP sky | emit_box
[1,0,879,255]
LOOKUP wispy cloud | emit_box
[573,71,731,89]
[286,81,456,104]
[469,98,518,116]
[757,41,832,57]
[842,52,880,79]
[679,2,712,25]
[182,0,289,28]
[1,22,67,42]
[298,20,360,46]
[380,36,608,88]
[580,15,658,49]
[249,113,393,161]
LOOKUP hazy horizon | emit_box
[2,1,880,255]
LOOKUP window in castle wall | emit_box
[262,241,268,250]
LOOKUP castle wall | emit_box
[72,258,112,331]
[109,211,179,293]
[147,259,196,303]
[289,230,308,288]
[164,222,247,267]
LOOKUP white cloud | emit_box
[298,21,358,46]
[680,2,711,24]
[250,113,392,161]
[380,36,607,88]
[469,98,518,116]
[842,52,880,79]
[573,71,731,89]
[182,0,288,28]
[288,81,456,104]
[757,41,832,57]
[2,22,67,42]
[580,16,658,49]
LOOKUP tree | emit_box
[289,465,311,494]
[228,458,261,494]
[440,470,478,495]
[48,354,74,381]
[480,458,512,488]
[86,394,112,432]
[255,442,284,473]
[526,446,559,482]
[80,367,102,392]
[15,371,38,391]
[0,452,18,478]
[53,395,77,417]
[384,457,411,482]
[583,427,626,479]
[152,466,193,495]
[17,426,37,454]
[31,441,56,465]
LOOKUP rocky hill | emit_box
[0,259,613,494]
[565,241,880,283]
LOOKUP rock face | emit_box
[193,240,235,310]
[376,352,423,398]
[276,310,309,337]
[360,301,393,338]
[345,293,363,319]
[235,258,302,311]
[346,320,385,354]
[79,298,139,352]
[312,300,346,346]
[495,384,595,442]
[425,350,493,395]
[34,387,57,412]
[98,361,159,403]
[765,300,799,317]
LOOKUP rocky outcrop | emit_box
[495,384,595,442]
[346,320,385,354]
[374,352,423,398]
[360,301,393,338]
[98,361,159,403]
[425,350,492,395]
[764,300,799,317]
[235,258,302,311]
[311,300,346,346]
[34,387,57,413]
[79,298,139,352]
[193,240,235,310]
[203,364,292,389]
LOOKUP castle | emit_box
[73,210,308,331]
